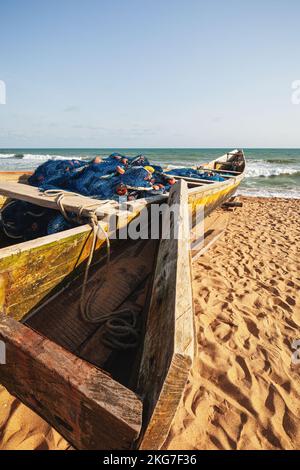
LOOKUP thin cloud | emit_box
[211,115,223,123]
[64,106,80,113]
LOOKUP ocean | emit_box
[0,148,299,199]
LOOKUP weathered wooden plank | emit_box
[0,224,107,321]
[137,180,195,450]
[167,174,215,184]
[191,227,225,260]
[188,180,241,220]
[0,181,129,219]
[27,239,158,354]
[0,314,142,450]
[199,167,241,174]
[191,209,230,260]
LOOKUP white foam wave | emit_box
[238,187,300,199]
[245,160,300,178]
[0,153,16,158]
[0,153,85,161]
[22,154,83,161]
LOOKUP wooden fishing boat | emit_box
[0,149,245,321]
[0,149,246,449]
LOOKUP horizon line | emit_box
[0,147,300,150]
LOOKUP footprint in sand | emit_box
[285,296,296,307]
[244,318,260,339]
[272,297,293,313]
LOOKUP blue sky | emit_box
[1,0,300,148]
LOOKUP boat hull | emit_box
[0,151,245,321]
[0,180,194,451]
[0,149,246,449]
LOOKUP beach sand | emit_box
[0,196,299,450]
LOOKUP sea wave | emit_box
[265,158,299,164]
[238,187,300,199]
[0,153,84,161]
[0,153,17,159]
[245,161,300,178]
[22,154,84,161]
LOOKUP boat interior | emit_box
[25,237,159,392]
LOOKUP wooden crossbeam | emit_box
[167,174,215,184]
[199,168,240,175]
[0,182,132,219]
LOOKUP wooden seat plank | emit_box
[198,167,241,174]
[167,174,215,184]
[0,181,130,219]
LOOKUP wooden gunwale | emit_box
[188,176,240,195]
[199,168,241,174]
[137,179,195,450]
[0,223,94,260]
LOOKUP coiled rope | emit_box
[41,189,140,351]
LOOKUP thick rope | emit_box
[79,213,110,318]
[102,307,141,350]
[77,214,140,351]
[42,189,113,223]
[41,189,139,351]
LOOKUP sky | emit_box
[1,0,300,148]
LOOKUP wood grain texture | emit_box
[191,209,230,261]
[27,239,157,356]
[188,180,241,224]
[0,181,110,214]
[137,179,195,450]
[0,224,107,321]
[0,181,147,223]
[0,172,31,208]
[0,314,142,450]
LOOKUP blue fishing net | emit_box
[165,168,225,182]
[2,154,227,239]
[0,200,57,241]
[120,167,153,189]
[47,213,77,235]
[128,155,151,167]
[28,159,86,187]
[37,155,127,193]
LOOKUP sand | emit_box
[0,196,299,450]
[166,196,300,450]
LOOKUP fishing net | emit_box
[165,168,226,182]
[1,153,226,239]
[0,200,58,241]
[28,159,86,187]
[47,213,77,235]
